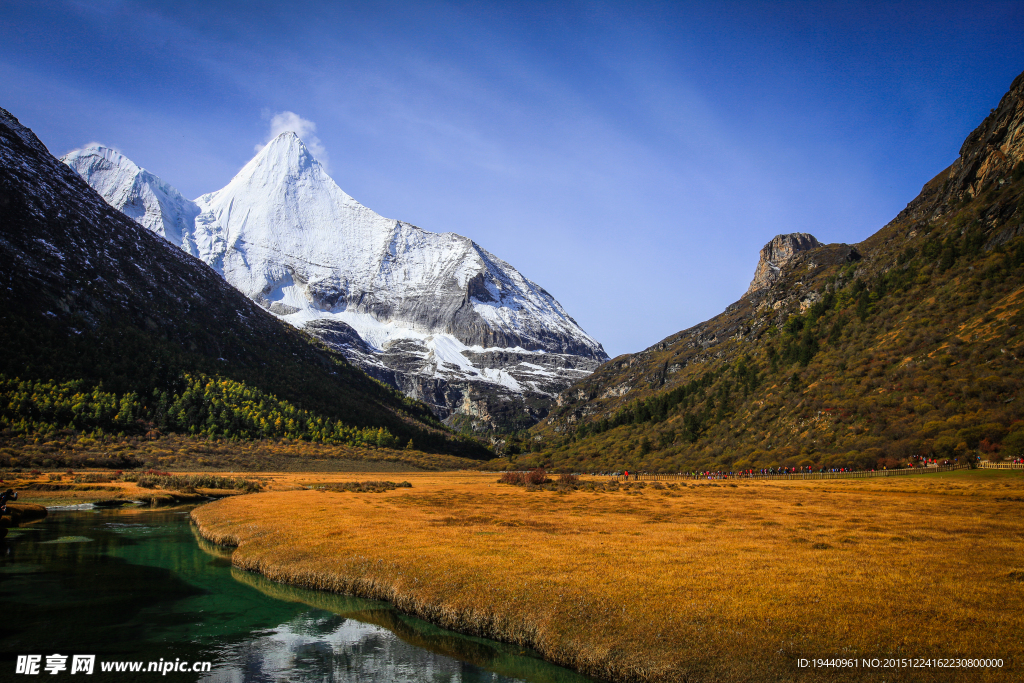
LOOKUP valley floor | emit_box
[191,470,1024,682]
[0,433,483,473]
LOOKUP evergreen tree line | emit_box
[0,373,405,448]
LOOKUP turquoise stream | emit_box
[0,508,596,682]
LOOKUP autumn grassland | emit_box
[191,469,1024,682]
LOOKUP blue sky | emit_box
[2,0,1022,358]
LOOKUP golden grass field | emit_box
[189,468,1024,682]
[7,469,424,507]
[7,474,247,507]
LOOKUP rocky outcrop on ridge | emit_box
[745,233,821,295]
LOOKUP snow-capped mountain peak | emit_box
[64,133,608,430]
[199,132,342,203]
[60,145,199,248]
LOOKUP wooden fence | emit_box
[614,464,971,482]
[979,461,1024,470]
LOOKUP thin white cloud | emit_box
[68,141,121,154]
[84,140,116,150]
[257,111,329,169]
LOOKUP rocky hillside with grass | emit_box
[0,106,489,461]
[516,69,1024,473]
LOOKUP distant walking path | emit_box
[614,461,1023,482]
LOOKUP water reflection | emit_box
[207,612,517,683]
[0,508,595,683]
[224,570,589,683]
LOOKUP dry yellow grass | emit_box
[7,469,437,506]
[7,471,280,507]
[191,469,1024,682]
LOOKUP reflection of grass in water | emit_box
[231,568,593,683]
[190,523,235,561]
[87,510,315,646]
[40,535,93,543]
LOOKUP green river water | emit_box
[0,507,597,683]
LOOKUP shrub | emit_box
[557,473,579,491]
[318,480,411,493]
[128,472,264,493]
[499,472,526,486]
[73,473,111,483]
[526,468,548,485]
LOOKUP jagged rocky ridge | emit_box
[62,135,607,431]
[527,69,1024,472]
[0,106,484,457]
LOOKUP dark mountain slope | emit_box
[0,107,487,459]
[521,70,1024,473]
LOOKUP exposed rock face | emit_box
[303,318,598,429]
[745,233,821,295]
[62,134,608,432]
[890,70,1024,235]
[946,71,1024,203]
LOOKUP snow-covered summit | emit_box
[190,132,605,359]
[61,145,200,249]
[63,132,607,429]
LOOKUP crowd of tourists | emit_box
[689,467,851,480]
[607,459,975,481]
[589,454,1024,481]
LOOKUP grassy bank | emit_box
[2,502,47,525]
[5,470,271,507]
[6,469,463,507]
[191,470,1024,682]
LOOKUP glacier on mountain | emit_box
[61,134,607,428]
